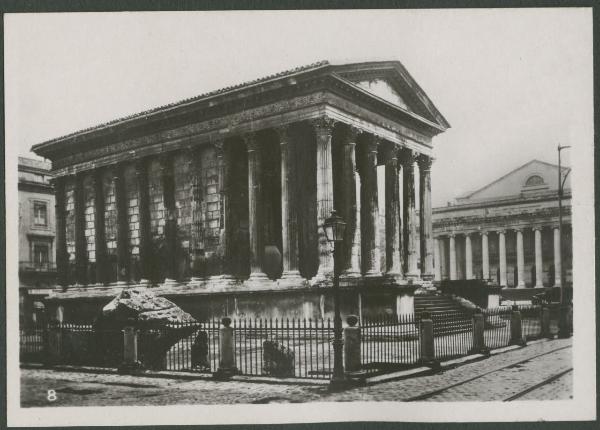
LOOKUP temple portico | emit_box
[33,61,450,321]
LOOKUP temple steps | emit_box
[414,294,473,335]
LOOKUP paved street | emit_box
[21,338,571,407]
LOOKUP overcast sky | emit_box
[5,9,592,206]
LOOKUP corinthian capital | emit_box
[311,116,336,136]
[417,154,433,171]
[398,147,418,167]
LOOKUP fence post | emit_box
[509,305,526,346]
[118,326,143,374]
[419,311,439,370]
[541,305,552,339]
[469,308,489,356]
[214,317,237,380]
[344,315,365,384]
[45,323,63,366]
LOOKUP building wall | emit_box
[18,188,56,264]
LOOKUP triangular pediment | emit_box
[457,160,570,202]
[332,61,450,130]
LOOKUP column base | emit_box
[278,272,308,288]
[341,270,362,279]
[363,270,382,278]
[534,283,544,288]
[188,277,205,287]
[516,282,526,289]
[114,280,129,287]
[162,278,179,288]
[138,279,151,286]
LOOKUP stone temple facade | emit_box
[32,60,449,322]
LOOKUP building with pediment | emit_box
[432,160,572,289]
[32,60,450,321]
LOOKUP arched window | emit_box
[525,175,545,187]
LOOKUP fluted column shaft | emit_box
[481,232,489,280]
[277,127,301,280]
[498,230,507,287]
[213,141,235,278]
[465,233,473,280]
[245,134,268,281]
[553,227,562,287]
[534,227,543,287]
[516,228,525,287]
[341,127,361,277]
[92,170,107,284]
[449,234,457,280]
[313,117,336,277]
[385,147,402,276]
[433,237,441,281]
[361,134,380,276]
[402,150,419,277]
[74,173,88,285]
[114,166,130,283]
[418,155,434,279]
[54,177,68,286]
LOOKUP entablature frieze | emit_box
[48,94,434,177]
[432,206,571,238]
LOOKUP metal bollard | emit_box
[118,326,143,374]
[344,315,366,383]
[541,305,552,339]
[509,305,526,346]
[214,317,237,380]
[419,312,439,369]
[469,309,489,356]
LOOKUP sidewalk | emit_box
[20,338,571,407]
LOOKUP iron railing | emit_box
[519,305,542,340]
[482,307,512,349]
[361,314,420,375]
[432,310,474,360]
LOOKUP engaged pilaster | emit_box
[313,117,336,278]
[418,154,434,279]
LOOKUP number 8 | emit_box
[47,390,56,402]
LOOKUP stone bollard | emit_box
[214,317,237,380]
[344,315,366,383]
[118,326,143,374]
[419,312,439,369]
[509,305,526,346]
[541,305,552,339]
[469,308,489,356]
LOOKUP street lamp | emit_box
[557,144,571,338]
[322,210,347,389]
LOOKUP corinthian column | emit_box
[481,231,489,280]
[160,155,178,285]
[361,134,381,277]
[433,237,441,281]
[114,166,130,285]
[401,149,419,278]
[54,177,69,287]
[244,133,269,282]
[498,230,507,287]
[277,126,302,282]
[418,154,434,279]
[465,233,473,280]
[449,233,457,280]
[553,226,561,287]
[534,227,544,287]
[134,160,152,284]
[74,172,88,285]
[516,228,525,287]
[341,126,361,278]
[385,146,402,277]
[313,117,336,278]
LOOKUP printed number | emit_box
[47,390,57,402]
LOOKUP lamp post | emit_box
[322,210,347,389]
[557,144,571,338]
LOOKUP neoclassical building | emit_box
[32,60,449,321]
[433,160,572,288]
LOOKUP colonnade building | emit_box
[32,61,449,321]
[432,160,572,288]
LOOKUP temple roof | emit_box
[31,60,449,155]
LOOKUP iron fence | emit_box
[519,305,542,340]
[432,310,474,360]
[232,318,333,379]
[482,307,512,349]
[361,314,420,375]
[19,323,46,362]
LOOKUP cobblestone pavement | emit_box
[20,338,571,407]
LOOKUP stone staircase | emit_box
[414,294,473,336]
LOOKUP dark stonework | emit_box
[54,177,68,286]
